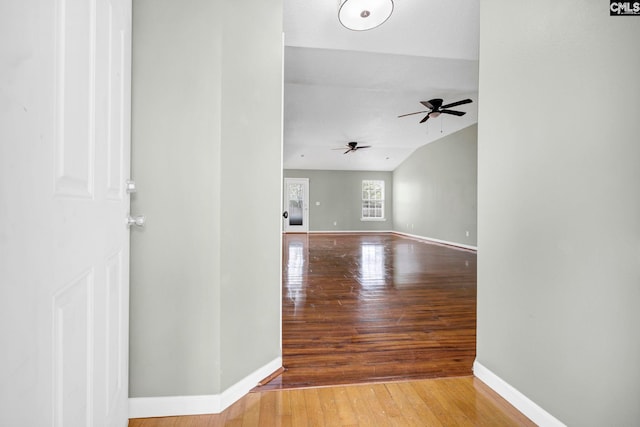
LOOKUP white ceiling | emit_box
[282,0,480,171]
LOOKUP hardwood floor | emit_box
[128,376,535,426]
[261,233,477,390]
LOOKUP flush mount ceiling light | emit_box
[338,0,394,31]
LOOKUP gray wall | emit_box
[130,0,282,397]
[219,0,283,390]
[284,170,393,232]
[393,125,477,246]
[477,1,640,425]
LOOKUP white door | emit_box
[283,178,309,233]
[0,1,132,426]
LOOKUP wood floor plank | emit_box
[442,377,502,426]
[411,378,475,426]
[362,383,407,427]
[315,386,342,426]
[223,395,247,427]
[344,384,379,426]
[273,389,292,427]
[257,391,277,427]
[362,385,391,426]
[288,389,309,427]
[385,381,443,427]
[240,391,261,426]
[472,377,538,426]
[331,386,359,426]
[302,388,325,427]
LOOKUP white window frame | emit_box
[361,179,386,221]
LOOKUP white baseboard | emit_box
[128,394,221,420]
[307,230,394,234]
[129,357,282,419]
[300,230,478,252]
[218,357,282,411]
[392,231,477,251]
[473,361,566,427]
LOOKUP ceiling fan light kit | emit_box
[338,0,394,31]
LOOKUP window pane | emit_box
[361,180,384,219]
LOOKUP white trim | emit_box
[219,357,282,410]
[306,230,395,234]
[288,231,477,252]
[128,357,282,419]
[473,361,566,427]
[392,231,477,251]
[128,395,220,420]
[279,32,284,354]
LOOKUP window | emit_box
[361,180,385,221]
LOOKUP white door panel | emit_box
[0,1,131,426]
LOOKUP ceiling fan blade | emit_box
[419,114,430,123]
[357,145,371,149]
[344,149,353,154]
[420,101,434,109]
[441,98,472,109]
[398,110,428,118]
[440,109,466,116]
[423,99,443,110]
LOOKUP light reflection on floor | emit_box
[359,243,386,287]
[285,236,307,311]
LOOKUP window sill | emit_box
[360,218,386,222]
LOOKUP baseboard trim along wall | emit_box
[306,230,394,234]
[287,231,478,252]
[128,357,282,419]
[473,361,566,427]
[392,231,478,251]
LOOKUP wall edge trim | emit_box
[392,231,477,251]
[473,361,566,427]
[128,357,282,419]
[285,231,478,252]
[303,230,395,234]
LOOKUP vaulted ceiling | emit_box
[283,0,479,171]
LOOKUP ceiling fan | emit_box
[333,141,371,154]
[398,98,473,123]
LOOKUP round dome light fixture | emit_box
[338,0,394,31]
